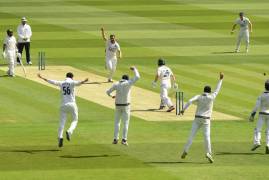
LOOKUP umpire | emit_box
[17,17,32,65]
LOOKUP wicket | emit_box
[38,51,46,70]
[176,91,184,115]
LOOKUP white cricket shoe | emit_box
[121,139,128,146]
[246,49,249,53]
[234,49,239,53]
[27,61,32,65]
[206,153,214,163]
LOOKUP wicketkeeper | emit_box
[180,72,224,163]
[106,66,140,146]
[249,80,269,154]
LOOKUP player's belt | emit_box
[116,103,130,106]
[195,115,210,119]
[259,112,269,115]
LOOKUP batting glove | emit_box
[152,81,157,88]
[249,112,256,122]
[173,83,178,90]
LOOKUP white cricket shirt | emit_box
[157,65,173,87]
[235,17,250,31]
[4,36,17,52]
[252,91,269,114]
[105,40,120,60]
[106,68,140,105]
[47,78,82,105]
[183,80,223,118]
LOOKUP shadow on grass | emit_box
[60,154,120,159]
[145,161,208,164]
[216,152,264,155]
[212,51,236,54]
[131,109,161,112]
[84,81,113,84]
[6,149,60,154]
[0,74,10,78]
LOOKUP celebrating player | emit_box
[106,66,140,146]
[38,73,88,147]
[180,72,224,163]
[249,80,269,154]
[231,12,252,53]
[2,29,19,77]
[101,27,122,83]
[152,58,177,112]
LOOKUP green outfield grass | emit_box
[0,0,269,179]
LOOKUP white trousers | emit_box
[114,105,130,140]
[160,85,173,107]
[6,51,16,76]
[106,58,117,80]
[58,103,78,138]
[254,114,269,146]
[236,30,249,51]
[183,118,211,154]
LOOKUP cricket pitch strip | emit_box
[1,66,241,121]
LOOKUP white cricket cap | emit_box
[21,17,27,22]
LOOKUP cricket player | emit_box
[106,66,140,146]
[152,58,177,112]
[2,29,19,77]
[249,80,269,154]
[101,27,122,82]
[38,73,88,147]
[180,72,224,163]
[231,12,252,53]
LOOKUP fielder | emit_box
[152,58,177,112]
[249,80,269,154]
[2,29,19,77]
[101,27,122,82]
[106,66,140,146]
[38,73,88,147]
[231,12,252,53]
[180,72,224,163]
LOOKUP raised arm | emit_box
[212,72,224,99]
[127,66,140,86]
[101,27,107,41]
[181,95,200,115]
[249,96,261,122]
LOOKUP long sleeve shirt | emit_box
[251,91,269,114]
[106,68,140,105]
[17,24,32,43]
[183,80,223,118]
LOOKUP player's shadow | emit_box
[60,154,120,159]
[0,74,10,78]
[216,152,264,155]
[145,161,208,164]
[84,81,112,85]
[212,51,238,54]
[131,109,161,112]
[6,149,60,154]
